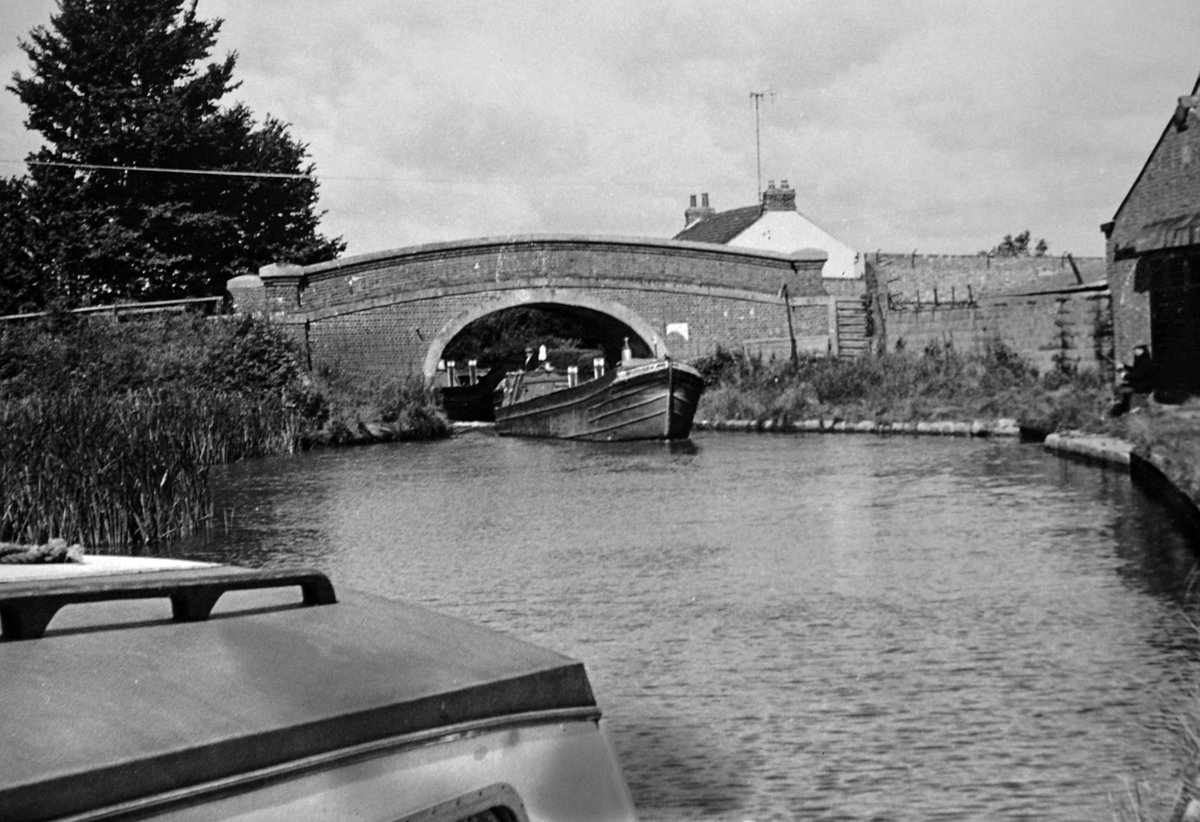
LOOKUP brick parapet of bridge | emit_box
[261,235,827,313]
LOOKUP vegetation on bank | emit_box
[694,341,1115,435]
[0,314,447,548]
[3,318,1189,553]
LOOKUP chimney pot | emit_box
[761,176,796,212]
[684,192,716,228]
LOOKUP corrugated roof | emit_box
[673,205,762,244]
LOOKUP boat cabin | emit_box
[0,558,637,821]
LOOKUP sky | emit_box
[2,1,1199,261]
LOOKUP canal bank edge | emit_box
[694,419,1200,544]
[694,418,1022,437]
[1038,432,1200,544]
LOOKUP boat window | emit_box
[395,782,529,822]
[459,811,516,822]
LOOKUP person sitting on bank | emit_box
[1110,345,1155,416]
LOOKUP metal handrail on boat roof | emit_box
[0,566,336,641]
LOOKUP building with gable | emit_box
[673,180,874,359]
[674,180,865,292]
[1103,71,1200,400]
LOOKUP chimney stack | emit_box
[761,178,796,212]
[684,192,717,228]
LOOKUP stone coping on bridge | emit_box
[260,234,829,280]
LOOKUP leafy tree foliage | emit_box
[2,0,344,311]
[0,177,42,313]
[991,230,1049,258]
[443,307,597,367]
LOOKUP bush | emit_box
[0,313,308,400]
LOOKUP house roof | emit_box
[674,205,762,244]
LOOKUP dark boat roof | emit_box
[0,568,595,820]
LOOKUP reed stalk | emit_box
[0,388,296,550]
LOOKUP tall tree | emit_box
[0,177,42,313]
[6,0,344,308]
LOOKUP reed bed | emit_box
[1,314,451,551]
[0,388,296,549]
[695,342,1113,432]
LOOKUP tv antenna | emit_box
[750,90,775,201]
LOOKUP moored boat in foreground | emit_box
[0,557,637,821]
[495,356,704,441]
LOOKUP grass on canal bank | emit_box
[693,341,1115,435]
[0,313,448,549]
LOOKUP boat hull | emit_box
[495,359,704,441]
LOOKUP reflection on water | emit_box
[172,431,1200,821]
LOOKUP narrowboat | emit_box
[0,556,638,821]
[495,357,704,442]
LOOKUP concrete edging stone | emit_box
[1041,432,1133,469]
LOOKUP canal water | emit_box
[173,430,1200,821]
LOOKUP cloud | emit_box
[3,0,1200,257]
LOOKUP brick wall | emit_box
[1106,100,1200,359]
[873,252,1105,302]
[885,286,1113,374]
[294,285,833,379]
[866,250,1115,374]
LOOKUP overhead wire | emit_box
[19,158,315,179]
[0,157,698,187]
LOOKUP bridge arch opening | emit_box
[423,291,666,381]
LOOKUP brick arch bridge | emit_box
[248,235,833,380]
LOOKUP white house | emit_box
[674,180,864,281]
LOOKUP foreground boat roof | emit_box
[0,562,595,819]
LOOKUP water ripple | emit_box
[172,431,1200,821]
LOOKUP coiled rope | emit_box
[0,539,84,564]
